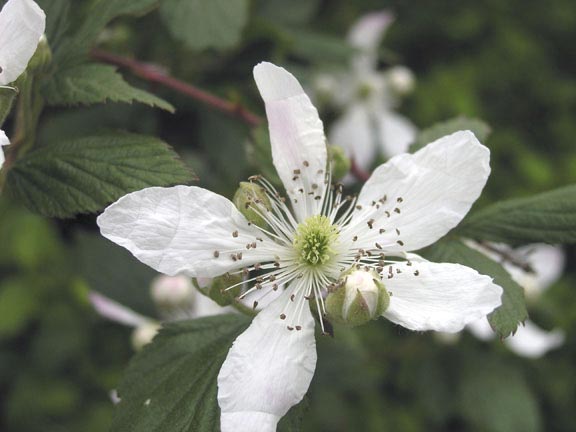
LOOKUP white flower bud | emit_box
[386,66,415,95]
[325,269,390,327]
[151,275,195,307]
[131,321,161,351]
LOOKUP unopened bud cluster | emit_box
[325,268,390,327]
[233,181,272,229]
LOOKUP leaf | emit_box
[459,184,576,245]
[5,132,194,218]
[459,353,542,432]
[159,0,248,50]
[75,231,157,317]
[43,63,174,112]
[422,239,527,337]
[410,116,491,152]
[55,0,159,66]
[0,86,17,126]
[111,314,251,432]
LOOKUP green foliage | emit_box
[110,315,250,432]
[459,353,541,432]
[410,116,491,152]
[5,133,193,218]
[160,0,248,50]
[0,277,40,339]
[55,0,159,66]
[43,63,174,111]
[422,239,528,337]
[459,184,576,245]
[0,87,17,127]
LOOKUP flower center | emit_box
[293,215,339,267]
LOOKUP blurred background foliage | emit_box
[1,0,575,430]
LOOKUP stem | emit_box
[350,158,370,182]
[91,49,263,128]
[478,241,533,273]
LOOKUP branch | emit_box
[91,49,263,127]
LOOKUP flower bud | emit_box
[194,274,243,307]
[328,145,351,181]
[233,181,271,229]
[385,66,415,96]
[325,269,390,327]
[131,321,161,350]
[151,275,195,307]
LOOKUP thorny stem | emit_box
[91,49,263,128]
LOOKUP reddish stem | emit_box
[91,49,263,127]
[350,158,370,182]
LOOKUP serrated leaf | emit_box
[160,0,248,50]
[0,86,17,126]
[43,63,174,112]
[55,0,158,66]
[422,239,527,337]
[459,185,576,245]
[5,132,194,218]
[410,116,491,152]
[111,314,251,432]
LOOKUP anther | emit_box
[290,294,295,302]
[397,197,403,203]
[280,313,286,320]
[213,250,220,258]
[414,270,420,276]
[397,240,404,246]
[396,228,401,235]
[367,219,375,229]
[303,160,310,167]
[394,208,401,214]
[232,230,239,238]
[379,228,386,234]
[293,169,301,175]
[253,301,259,309]
[295,326,302,331]
[375,242,382,249]
[352,236,358,241]
[287,326,294,331]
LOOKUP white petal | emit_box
[348,11,394,72]
[97,186,278,278]
[350,131,490,252]
[467,317,496,341]
[253,62,327,222]
[0,0,46,85]
[377,110,417,158]
[0,129,8,169]
[88,291,151,327]
[507,244,565,297]
[218,288,317,432]
[505,320,565,358]
[383,260,502,332]
[329,104,376,173]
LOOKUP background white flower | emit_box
[97,62,503,432]
[313,11,417,178]
[89,275,227,350]
[0,0,45,170]
[466,242,565,358]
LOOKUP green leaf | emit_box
[459,184,576,245]
[422,239,527,337]
[55,0,158,65]
[160,0,248,50]
[459,353,541,432]
[111,314,251,432]
[5,132,194,218]
[43,63,174,112]
[410,116,491,152]
[0,86,17,126]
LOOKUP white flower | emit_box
[466,242,565,358]
[98,62,502,431]
[0,0,46,170]
[89,275,227,349]
[313,11,417,178]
